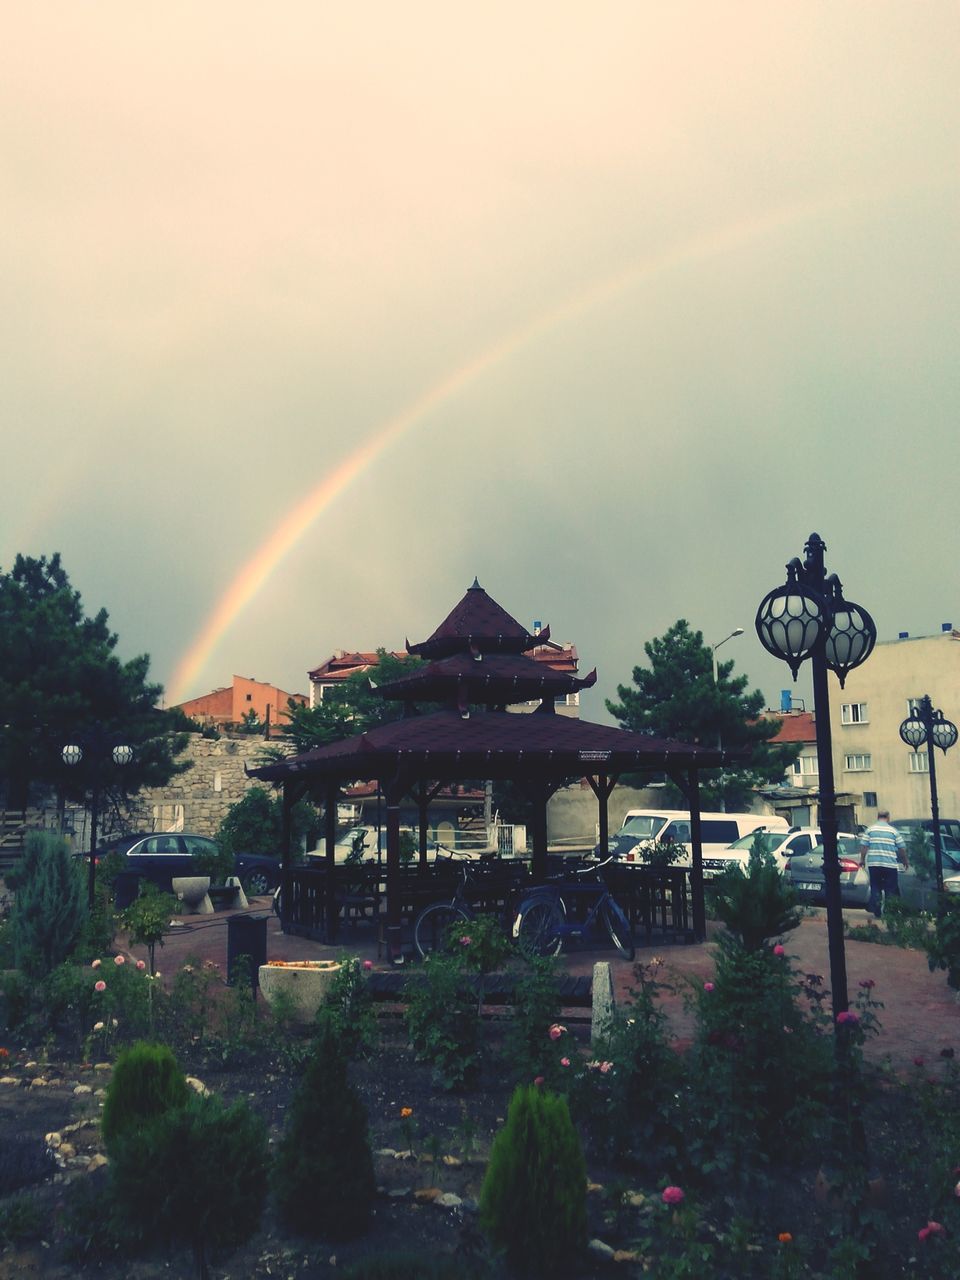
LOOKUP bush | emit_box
[480,1084,587,1277]
[317,955,378,1060]
[405,952,482,1090]
[272,1019,376,1240]
[707,834,800,951]
[926,893,960,989]
[101,1040,191,1150]
[108,1091,269,1278]
[688,932,832,1179]
[10,831,88,975]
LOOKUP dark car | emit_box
[99,832,277,902]
[232,851,283,896]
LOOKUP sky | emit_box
[3,3,959,724]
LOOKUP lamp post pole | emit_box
[711,628,743,811]
[61,732,133,908]
[756,533,876,1025]
[899,696,958,893]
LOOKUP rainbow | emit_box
[168,194,852,704]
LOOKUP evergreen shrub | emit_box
[108,1091,269,1278]
[101,1040,191,1149]
[272,1019,376,1240]
[10,831,87,975]
[480,1083,587,1277]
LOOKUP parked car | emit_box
[701,827,822,880]
[99,832,278,901]
[600,810,788,866]
[783,833,953,910]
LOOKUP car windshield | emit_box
[728,831,783,854]
[619,815,668,840]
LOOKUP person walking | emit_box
[859,810,907,918]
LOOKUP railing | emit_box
[604,865,693,943]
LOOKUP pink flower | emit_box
[91,959,101,969]
[703,982,714,993]
[560,1057,571,1068]
[662,1186,684,1206]
[953,1181,960,1199]
[548,1024,566,1041]
[773,944,785,957]
[919,1220,944,1241]
[363,960,373,971]
[136,960,146,971]
[836,1010,859,1026]
[859,978,876,989]
[599,1061,613,1074]
[114,955,125,966]
[94,980,106,993]
[459,936,473,946]
[533,1076,545,1087]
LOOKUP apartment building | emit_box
[826,626,960,825]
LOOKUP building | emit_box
[173,675,307,733]
[762,627,960,830]
[827,626,960,827]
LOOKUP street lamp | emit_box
[61,732,134,907]
[711,627,744,685]
[711,629,743,810]
[899,695,958,892]
[755,533,876,1023]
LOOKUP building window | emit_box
[907,697,922,716]
[844,754,872,771]
[863,791,878,807]
[792,755,819,777]
[841,703,869,725]
[909,751,929,773]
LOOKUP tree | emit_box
[215,785,317,859]
[0,553,189,809]
[606,619,799,810]
[279,648,427,755]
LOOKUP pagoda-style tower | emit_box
[376,579,596,717]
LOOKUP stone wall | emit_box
[124,734,287,837]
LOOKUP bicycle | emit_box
[412,845,510,959]
[511,856,635,959]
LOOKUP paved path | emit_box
[118,899,959,1075]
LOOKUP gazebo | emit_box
[251,581,727,960]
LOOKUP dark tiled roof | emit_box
[377,652,596,705]
[407,581,536,658]
[251,709,728,785]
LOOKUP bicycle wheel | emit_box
[515,898,565,958]
[414,904,471,960]
[600,896,635,960]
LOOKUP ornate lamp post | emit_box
[756,533,876,1022]
[61,732,134,907]
[899,696,958,892]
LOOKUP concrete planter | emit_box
[258,960,342,1022]
[171,876,213,914]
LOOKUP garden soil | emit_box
[1,895,958,1277]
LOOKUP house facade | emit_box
[173,675,307,732]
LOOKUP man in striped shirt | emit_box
[859,810,907,918]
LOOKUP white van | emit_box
[607,810,789,868]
